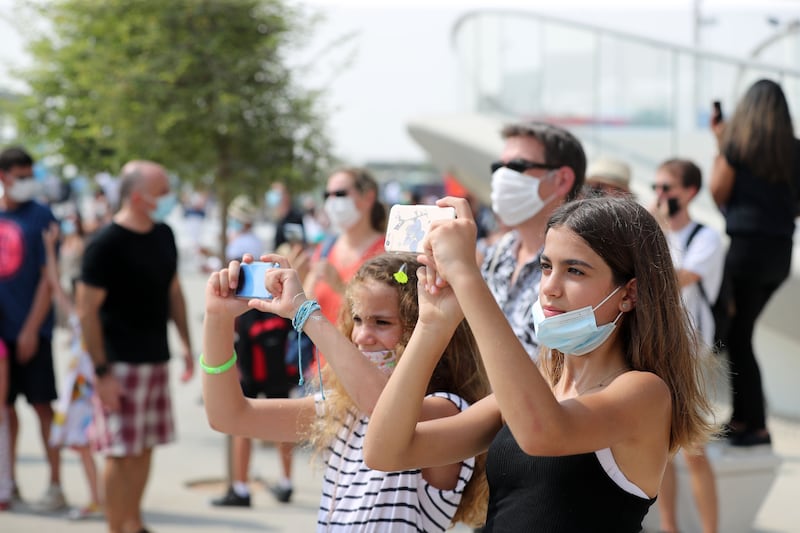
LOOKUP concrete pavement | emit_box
[4,260,800,532]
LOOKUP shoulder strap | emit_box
[684,222,704,249]
[319,235,338,259]
[684,223,711,306]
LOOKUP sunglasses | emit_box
[323,189,351,199]
[651,184,671,192]
[491,159,558,174]
[588,184,627,196]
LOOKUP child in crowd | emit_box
[202,253,490,531]
[365,196,717,532]
[43,223,103,520]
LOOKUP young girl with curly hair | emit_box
[202,252,490,531]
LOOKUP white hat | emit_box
[586,158,631,191]
[228,195,258,224]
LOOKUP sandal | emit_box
[67,501,104,520]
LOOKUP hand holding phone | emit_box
[711,100,723,125]
[384,205,456,253]
[235,261,278,299]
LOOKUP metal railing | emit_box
[451,9,800,165]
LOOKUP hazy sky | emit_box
[1,0,798,163]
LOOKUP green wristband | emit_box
[199,352,237,375]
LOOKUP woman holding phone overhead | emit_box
[364,196,716,532]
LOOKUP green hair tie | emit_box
[393,263,409,284]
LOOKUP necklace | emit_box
[576,366,630,396]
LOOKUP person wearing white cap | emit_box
[585,157,632,197]
[225,195,262,262]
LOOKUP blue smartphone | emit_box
[235,262,278,299]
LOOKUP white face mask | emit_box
[324,195,361,231]
[491,166,555,226]
[7,178,41,203]
[361,350,398,374]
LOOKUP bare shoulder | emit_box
[611,370,671,410]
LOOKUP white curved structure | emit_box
[408,10,800,420]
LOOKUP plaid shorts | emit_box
[91,362,175,457]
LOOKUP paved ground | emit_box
[4,232,800,532]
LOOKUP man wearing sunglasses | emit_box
[482,121,586,359]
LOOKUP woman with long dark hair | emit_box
[710,78,800,446]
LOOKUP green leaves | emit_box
[13,0,332,195]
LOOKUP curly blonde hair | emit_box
[301,252,491,527]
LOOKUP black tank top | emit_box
[723,140,800,239]
[484,424,655,532]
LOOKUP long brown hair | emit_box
[540,197,716,453]
[304,253,490,527]
[722,79,796,185]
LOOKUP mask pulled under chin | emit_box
[531,286,623,356]
[490,166,554,226]
[361,350,398,374]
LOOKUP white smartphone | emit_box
[235,261,278,299]
[384,204,456,253]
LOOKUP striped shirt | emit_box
[316,391,475,532]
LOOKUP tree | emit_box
[13,0,332,255]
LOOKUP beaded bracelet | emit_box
[292,299,325,398]
[199,352,238,375]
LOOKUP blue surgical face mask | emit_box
[149,192,176,223]
[61,219,77,236]
[532,286,624,356]
[266,190,283,209]
[227,218,244,234]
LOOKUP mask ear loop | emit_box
[592,285,623,312]
[537,169,561,206]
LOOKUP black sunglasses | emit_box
[323,189,351,199]
[491,159,557,174]
[651,184,671,192]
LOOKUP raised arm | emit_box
[422,198,670,463]
[365,265,502,472]
[365,329,501,471]
[248,253,391,415]
[709,154,735,208]
[202,259,314,443]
